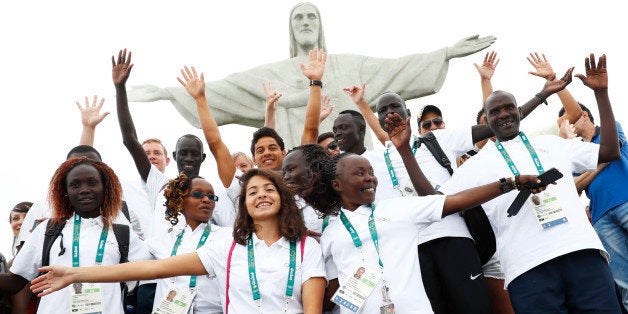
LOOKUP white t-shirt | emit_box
[440,134,607,287]
[10,216,150,313]
[363,128,473,244]
[147,222,224,314]
[296,196,323,233]
[196,233,326,313]
[320,195,445,313]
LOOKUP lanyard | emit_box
[322,216,329,231]
[170,223,212,288]
[384,139,419,192]
[72,213,108,267]
[495,132,545,175]
[247,236,297,312]
[339,204,383,267]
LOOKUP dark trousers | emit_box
[136,283,157,314]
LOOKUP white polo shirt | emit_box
[10,216,150,313]
[362,128,473,244]
[320,195,445,313]
[296,196,324,233]
[440,134,607,287]
[196,233,326,313]
[148,222,224,313]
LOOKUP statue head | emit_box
[289,2,327,58]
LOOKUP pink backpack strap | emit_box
[225,241,237,314]
[300,236,306,263]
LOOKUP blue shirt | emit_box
[588,121,628,223]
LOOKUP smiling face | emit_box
[181,178,215,230]
[174,136,206,177]
[244,175,282,223]
[282,150,313,195]
[332,155,377,210]
[253,136,286,171]
[484,91,521,141]
[65,164,105,218]
[333,114,364,154]
[10,211,26,237]
[143,142,170,173]
[291,3,320,48]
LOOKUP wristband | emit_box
[309,80,323,88]
[499,177,514,194]
[535,93,548,106]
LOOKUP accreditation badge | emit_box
[153,285,196,314]
[331,264,381,312]
[397,180,418,197]
[69,282,104,313]
[528,188,567,229]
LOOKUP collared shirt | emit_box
[197,232,326,313]
[440,134,606,287]
[320,195,445,313]
[10,215,150,313]
[295,196,323,233]
[148,222,224,314]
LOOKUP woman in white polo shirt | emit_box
[32,168,327,314]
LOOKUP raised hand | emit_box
[177,66,206,100]
[30,265,73,297]
[383,112,411,150]
[539,67,574,97]
[77,95,109,128]
[342,83,366,105]
[527,52,556,80]
[112,49,133,86]
[575,54,608,91]
[474,51,499,80]
[300,48,327,81]
[263,82,282,112]
[319,95,334,122]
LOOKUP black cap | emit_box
[417,105,443,129]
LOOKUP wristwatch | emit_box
[309,80,323,88]
[499,177,514,194]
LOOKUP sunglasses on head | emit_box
[188,191,219,201]
[327,141,338,150]
[421,117,444,129]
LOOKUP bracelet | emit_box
[499,177,514,194]
[310,80,323,88]
[514,175,522,190]
[535,93,548,106]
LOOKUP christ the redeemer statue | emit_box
[128,3,495,148]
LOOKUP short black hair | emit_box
[558,103,594,123]
[66,145,102,161]
[317,132,334,144]
[250,127,285,156]
[337,110,366,132]
[176,134,204,153]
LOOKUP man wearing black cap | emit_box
[417,105,445,135]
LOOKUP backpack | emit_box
[417,131,496,265]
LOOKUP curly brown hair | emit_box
[48,157,122,227]
[162,173,205,226]
[233,168,306,245]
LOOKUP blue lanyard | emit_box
[339,204,383,267]
[384,138,418,192]
[170,223,212,288]
[495,132,545,175]
[72,213,108,267]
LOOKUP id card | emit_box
[397,180,417,197]
[69,282,104,313]
[153,286,196,314]
[528,189,567,229]
[331,265,381,312]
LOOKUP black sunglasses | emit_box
[327,141,338,150]
[421,117,444,129]
[189,191,219,201]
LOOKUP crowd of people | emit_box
[1,8,627,314]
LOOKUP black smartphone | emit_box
[524,167,563,189]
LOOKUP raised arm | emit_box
[474,50,499,104]
[177,66,236,187]
[527,52,582,124]
[31,253,207,297]
[263,82,282,129]
[343,83,389,145]
[300,48,327,145]
[575,54,620,163]
[77,96,109,146]
[113,49,152,181]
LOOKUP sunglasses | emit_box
[188,191,219,201]
[421,117,444,129]
[327,141,338,150]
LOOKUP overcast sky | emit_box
[1,0,626,257]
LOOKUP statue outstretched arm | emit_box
[446,35,497,60]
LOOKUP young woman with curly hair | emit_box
[32,168,327,314]
[0,157,149,313]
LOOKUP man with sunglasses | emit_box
[317,132,341,156]
[417,105,446,134]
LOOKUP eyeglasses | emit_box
[188,191,219,201]
[421,117,444,129]
[327,141,338,150]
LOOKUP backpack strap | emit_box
[120,201,131,222]
[41,219,68,268]
[416,131,454,175]
[225,241,237,314]
[111,223,130,264]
